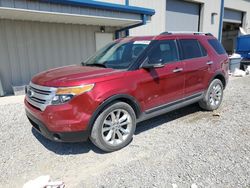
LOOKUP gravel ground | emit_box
[0,76,250,188]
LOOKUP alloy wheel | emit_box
[209,84,222,106]
[101,109,132,146]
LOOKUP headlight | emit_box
[51,84,94,105]
[51,94,74,104]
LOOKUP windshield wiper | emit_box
[84,63,107,68]
[81,61,86,66]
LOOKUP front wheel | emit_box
[199,79,224,111]
[90,102,136,152]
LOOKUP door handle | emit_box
[173,68,183,73]
[206,61,214,65]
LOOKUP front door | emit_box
[128,39,185,111]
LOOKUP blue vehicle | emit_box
[236,35,250,69]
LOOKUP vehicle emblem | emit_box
[28,89,34,98]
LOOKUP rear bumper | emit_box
[26,110,90,142]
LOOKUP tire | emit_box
[199,79,224,111]
[90,102,136,152]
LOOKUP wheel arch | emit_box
[87,94,141,131]
[210,72,226,89]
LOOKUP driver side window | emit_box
[109,46,125,61]
[148,40,179,64]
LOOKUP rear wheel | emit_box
[199,79,223,111]
[90,102,136,152]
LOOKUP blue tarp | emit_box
[236,35,250,59]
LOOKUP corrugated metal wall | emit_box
[0,19,115,94]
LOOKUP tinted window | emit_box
[132,44,148,59]
[200,43,208,56]
[180,39,206,59]
[84,41,150,69]
[208,39,226,55]
[148,40,179,64]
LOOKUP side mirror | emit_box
[140,57,165,69]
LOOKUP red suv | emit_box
[25,32,229,152]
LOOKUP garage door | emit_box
[222,9,243,54]
[224,8,242,24]
[0,19,114,94]
[166,0,200,32]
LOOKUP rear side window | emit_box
[208,39,226,55]
[179,39,207,59]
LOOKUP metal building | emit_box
[1,0,250,95]
[129,0,250,55]
[0,0,154,94]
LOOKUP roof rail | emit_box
[160,31,213,36]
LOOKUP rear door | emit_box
[178,37,211,97]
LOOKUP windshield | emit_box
[83,40,151,69]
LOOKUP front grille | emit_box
[29,86,51,95]
[30,96,46,104]
[26,82,57,111]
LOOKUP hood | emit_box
[31,65,123,87]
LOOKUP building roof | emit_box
[0,0,155,27]
[42,0,155,16]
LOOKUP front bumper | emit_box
[26,110,89,142]
[25,97,91,142]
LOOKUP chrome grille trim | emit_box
[29,86,51,95]
[26,82,57,111]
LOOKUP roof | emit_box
[0,0,155,27]
[41,0,155,16]
[116,32,216,42]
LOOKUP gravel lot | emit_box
[0,76,250,188]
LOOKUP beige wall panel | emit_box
[129,0,166,36]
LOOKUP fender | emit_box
[209,71,227,89]
[87,94,142,131]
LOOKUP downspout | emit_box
[125,0,130,36]
[125,0,129,6]
[115,14,147,39]
[218,0,224,42]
